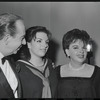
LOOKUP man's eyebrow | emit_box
[20,35,25,39]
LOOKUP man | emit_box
[0,13,26,98]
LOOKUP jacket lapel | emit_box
[7,57,22,98]
[0,67,14,98]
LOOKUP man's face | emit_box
[5,20,26,56]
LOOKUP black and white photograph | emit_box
[0,2,100,99]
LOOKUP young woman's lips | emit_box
[40,49,47,53]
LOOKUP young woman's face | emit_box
[28,32,49,58]
[65,39,87,64]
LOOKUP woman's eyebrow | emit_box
[72,44,78,47]
[35,38,42,40]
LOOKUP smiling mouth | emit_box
[77,55,84,58]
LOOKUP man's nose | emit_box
[22,38,26,45]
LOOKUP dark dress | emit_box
[16,58,57,98]
[55,65,100,98]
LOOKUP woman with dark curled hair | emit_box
[55,28,100,98]
[16,26,57,98]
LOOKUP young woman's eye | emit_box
[37,40,41,43]
[73,46,78,49]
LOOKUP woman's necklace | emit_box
[69,63,86,71]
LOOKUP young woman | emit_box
[55,29,100,98]
[16,26,57,98]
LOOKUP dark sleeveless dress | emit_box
[55,65,100,98]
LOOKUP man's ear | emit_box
[65,49,70,57]
[3,34,11,45]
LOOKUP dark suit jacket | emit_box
[0,56,22,98]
